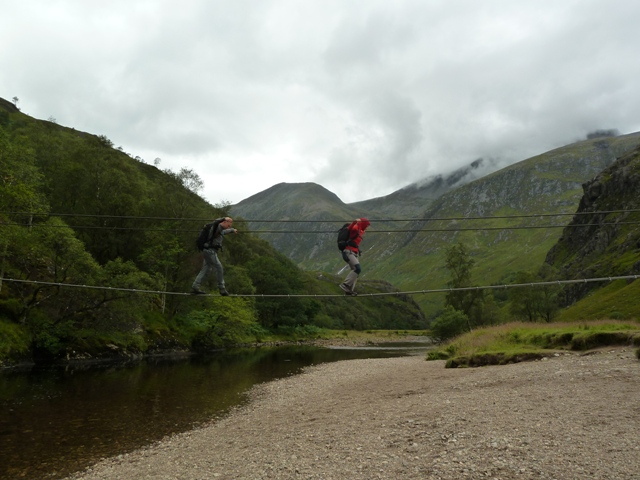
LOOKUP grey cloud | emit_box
[2,0,640,205]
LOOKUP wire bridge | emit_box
[2,275,638,298]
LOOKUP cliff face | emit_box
[546,145,640,305]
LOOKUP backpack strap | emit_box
[206,219,224,250]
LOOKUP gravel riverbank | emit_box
[67,348,640,480]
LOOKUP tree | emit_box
[247,255,308,328]
[534,264,561,322]
[0,125,49,294]
[443,242,483,328]
[0,126,49,215]
[509,265,560,322]
[97,135,113,148]
[509,271,539,321]
[478,293,503,325]
[138,235,187,314]
[6,217,102,324]
[173,167,204,194]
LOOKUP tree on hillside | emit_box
[0,126,48,216]
[138,235,186,314]
[0,125,50,293]
[97,135,113,148]
[5,217,157,322]
[247,255,312,328]
[169,167,204,194]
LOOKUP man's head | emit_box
[221,217,233,228]
[358,217,370,230]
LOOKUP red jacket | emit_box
[344,218,370,253]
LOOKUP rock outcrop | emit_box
[546,145,640,305]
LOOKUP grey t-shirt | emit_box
[208,220,234,250]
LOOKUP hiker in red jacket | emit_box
[339,217,371,296]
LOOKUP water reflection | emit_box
[0,345,428,480]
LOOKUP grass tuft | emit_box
[427,320,640,368]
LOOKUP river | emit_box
[0,343,430,479]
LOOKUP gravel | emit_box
[67,348,640,480]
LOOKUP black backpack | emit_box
[196,219,222,251]
[337,223,353,251]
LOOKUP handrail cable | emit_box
[0,222,639,234]
[2,209,640,224]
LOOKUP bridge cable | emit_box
[3,209,640,223]
[2,275,638,298]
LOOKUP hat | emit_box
[358,217,371,229]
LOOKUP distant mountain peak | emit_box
[410,157,501,191]
[235,182,343,207]
[347,157,503,217]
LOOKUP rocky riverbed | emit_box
[67,347,640,479]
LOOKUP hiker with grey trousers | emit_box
[339,217,371,296]
[192,217,237,296]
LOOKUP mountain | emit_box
[230,160,499,269]
[234,182,361,221]
[232,182,380,265]
[350,157,498,217]
[231,132,640,318]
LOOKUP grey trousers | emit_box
[341,249,360,291]
[192,248,225,290]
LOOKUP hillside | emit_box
[378,133,640,317]
[546,144,640,319]
[0,97,425,365]
[231,132,640,318]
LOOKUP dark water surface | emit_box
[0,345,428,479]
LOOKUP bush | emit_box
[0,318,31,363]
[430,306,468,342]
[179,297,262,349]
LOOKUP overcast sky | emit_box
[2,1,640,205]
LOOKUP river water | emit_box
[0,343,430,479]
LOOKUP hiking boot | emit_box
[339,283,356,296]
[191,287,207,295]
[219,288,230,296]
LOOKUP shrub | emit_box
[426,350,450,360]
[430,306,468,342]
[0,318,31,362]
